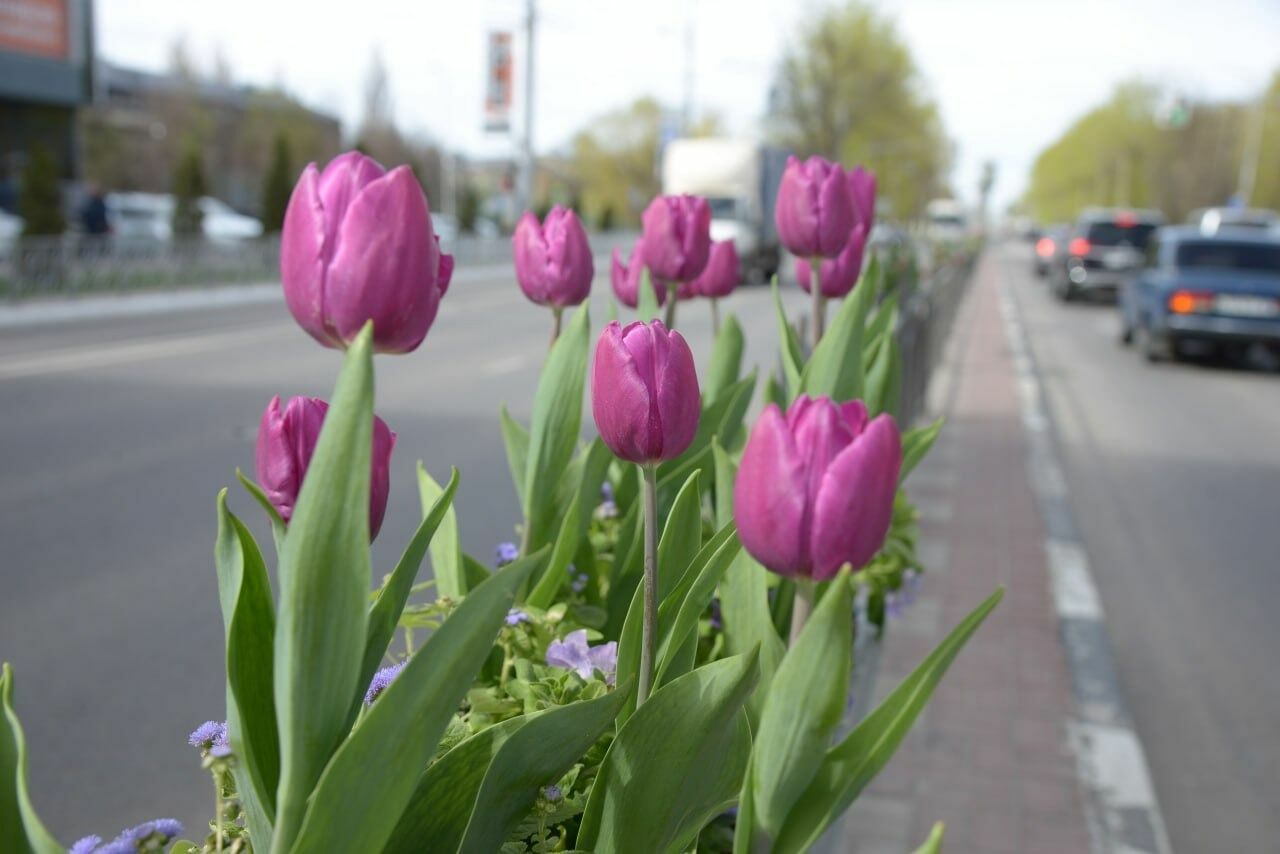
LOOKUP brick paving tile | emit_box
[841,252,1093,854]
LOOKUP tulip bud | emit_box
[513,206,594,308]
[774,156,854,259]
[849,166,876,232]
[281,151,453,354]
[640,195,712,284]
[734,395,900,579]
[255,395,396,540]
[591,320,700,464]
[610,239,667,309]
[795,224,868,298]
[689,240,740,298]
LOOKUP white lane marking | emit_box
[479,353,531,377]
[0,325,286,380]
[1046,538,1105,620]
[1070,722,1174,854]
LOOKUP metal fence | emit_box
[0,231,642,300]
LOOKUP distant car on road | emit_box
[1033,225,1068,277]
[1187,206,1279,235]
[1052,208,1163,301]
[925,198,969,245]
[1120,226,1280,362]
[106,193,263,244]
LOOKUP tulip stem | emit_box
[811,257,827,349]
[710,298,720,336]
[638,463,660,706]
[790,578,816,646]
[664,285,679,329]
[550,307,563,347]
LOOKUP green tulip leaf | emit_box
[913,822,946,854]
[658,372,755,490]
[865,335,902,417]
[524,302,591,551]
[772,587,1004,853]
[578,651,760,854]
[271,322,375,850]
[525,492,582,608]
[418,463,465,599]
[862,290,899,358]
[358,467,459,722]
[654,524,742,687]
[499,405,530,509]
[1,664,59,854]
[705,312,745,402]
[751,573,854,841]
[900,417,944,483]
[235,468,286,556]
[214,492,279,840]
[801,253,879,402]
[771,279,804,398]
[291,554,540,854]
[638,268,661,321]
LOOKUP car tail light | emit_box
[1115,211,1138,227]
[1036,237,1055,257]
[1168,290,1214,314]
[1068,237,1091,256]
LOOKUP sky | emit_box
[98,0,1280,211]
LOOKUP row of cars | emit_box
[1033,207,1280,362]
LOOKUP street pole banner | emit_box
[0,0,69,59]
[485,30,513,133]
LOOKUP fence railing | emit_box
[0,231,642,300]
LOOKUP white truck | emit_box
[661,138,789,283]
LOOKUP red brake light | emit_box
[1168,290,1213,314]
[1036,237,1055,257]
[1115,211,1138,227]
[1068,237,1091,256]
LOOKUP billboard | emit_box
[0,0,68,60]
[484,31,512,133]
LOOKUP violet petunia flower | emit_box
[546,629,618,685]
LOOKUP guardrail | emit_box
[0,231,642,300]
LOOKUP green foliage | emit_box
[458,182,482,233]
[800,256,880,401]
[705,313,745,404]
[771,1,952,217]
[913,822,946,854]
[18,147,64,237]
[261,132,293,234]
[172,139,208,238]
[418,464,465,599]
[569,97,665,228]
[1,664,59,854]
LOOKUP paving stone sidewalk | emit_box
[840,251,1094,854]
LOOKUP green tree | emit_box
[261,132,294,234]
[172,140,207,238]
[457,182,482,233]
[770,1,952,218]
[18,147,65,236]
[569,97,665,228]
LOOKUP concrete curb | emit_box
[997,273,1173,854]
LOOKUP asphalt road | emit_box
[0,265,805,844]
[1001,245,1280,853]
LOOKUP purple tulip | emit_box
[591,320,700,464]
[610,239,667,309]
[774,155,855,259]
[795,224,868,298]
[689,240,740,298]
[255,395,396,540]
[849,166,876,231]
[281,151,453,354]
[513,206,594,307]
[640,195,712,284]
[734,396,901,580]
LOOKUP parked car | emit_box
[200,197,263,243]
[106,193,263,244]
[1187,206,1278,235]
[925,198,969,245]
[1052,208,1164,301]
[1033,224,1068,277]
[1120,226,1280,361]
[0,209,22,259]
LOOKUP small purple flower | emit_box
[596,499,618,520]
[70,837,102,854]
[903,569,922,605]
[600,481,614,502]
[709,596,723,631]
[571,573,589,594]
[364,662,405,705]
[546,629,617,685]
[505,608,531,626]
[210,743,233,759]
[188,720,228,752]
[885,592,903,620]
[74,819,184,853]
[496,541,519,566]
[543,784,562,802]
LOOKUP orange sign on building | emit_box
[0,0,69,60]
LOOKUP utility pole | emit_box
[519,0,537,214]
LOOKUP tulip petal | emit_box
[810,414,902,580]
[591,322,658,463]
[369,417,396,540]
[653,324,700,460]
[317,152,386,247]
[325,166,439,353]
[512,211,551,304]
[838,399,869,436]
[281,165,342,347]
[735,405,810,577]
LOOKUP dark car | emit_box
[1052,208,1164,301]
[1120,226,1280,362]
[1033,225,1067,277]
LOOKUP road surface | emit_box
[1001,244,1280,853]
[0,266,803,843]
